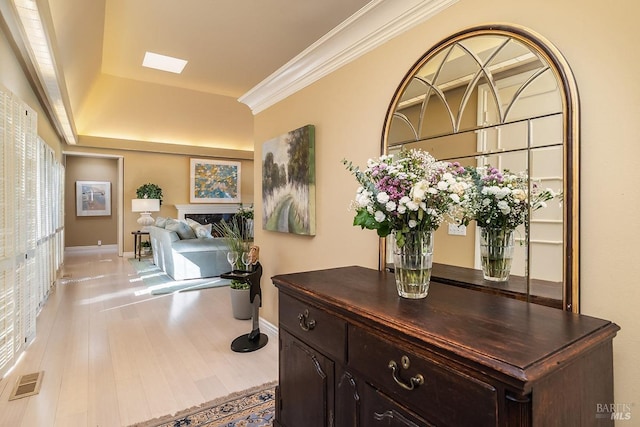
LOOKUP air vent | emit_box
[9,371,43,401]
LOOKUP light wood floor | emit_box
[0,249,279,427]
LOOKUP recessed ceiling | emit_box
[4,0,456,152]
[99,0,372,98]
[42,0,371,152]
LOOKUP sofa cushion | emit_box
[171,237,227,253]
[194,223,213,238]
[184,217,213,238]
[185,218,200,229]
[165,218,196,239]
[155,216,168,228]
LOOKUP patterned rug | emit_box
[130,382,276,427]
[128,258,230,295]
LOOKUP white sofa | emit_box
[147,225,230,280]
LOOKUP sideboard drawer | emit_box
[361,382,434,427]
[279,292,346,362]
[349,325,498,426]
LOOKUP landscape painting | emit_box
[262,125,316,236]
[190,158,241,203]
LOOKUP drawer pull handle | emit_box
[298,309,316,331]
[388,358,424,391]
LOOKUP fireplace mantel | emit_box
[174,204,240,220]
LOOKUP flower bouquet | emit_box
[235,204,254,241]
[343,149,473,298]
[463,165,558,281]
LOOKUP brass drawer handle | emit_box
[388,356,424,391]
[298,309,316,331]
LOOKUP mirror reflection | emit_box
[383,27,578,310]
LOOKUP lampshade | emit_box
[132,198,160,228]
[131,198,160,212]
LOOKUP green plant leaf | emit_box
[353,210,378,230]
[136,183,163,203]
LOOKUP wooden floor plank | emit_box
[0,250,278,427]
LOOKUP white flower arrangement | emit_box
[464,165,558,230]
[343,149,473,247]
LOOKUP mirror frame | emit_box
[380,24,580,312]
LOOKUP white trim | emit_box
[4,0,77,144]
[62,151,124,159]
[531,219,563,224]
[63,151,125,256]
[174,204,239,220]
[238,0,458,114]
[65,245,118,254]
[259,317,278,337]
[118,157,124,257]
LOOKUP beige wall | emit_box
[254,0,639,408]
[64,143,255,252]
[65,156,119,246]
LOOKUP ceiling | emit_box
[2,0,456,153]
[47,0,372,152]
[97,0,372,99]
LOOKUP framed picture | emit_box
[190,158,241,203]
[262,124,315,236]
[76,181,111,216]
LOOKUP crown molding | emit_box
[238,0,458,114]
[1,0,77,144]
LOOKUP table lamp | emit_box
[131,198,160,229]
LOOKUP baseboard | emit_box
[259,317,278,336]
[65,245,117,254]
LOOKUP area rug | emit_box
[130,382,276,427]
[128,258,230,295]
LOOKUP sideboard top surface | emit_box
[272,265,619,382]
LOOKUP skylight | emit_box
[142,52,188,74]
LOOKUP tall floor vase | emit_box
[479,227,515,282]
[391,229,434,299]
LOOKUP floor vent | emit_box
[8,371,44,401]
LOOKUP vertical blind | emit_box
[0,84,64,377]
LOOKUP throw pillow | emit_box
[165,218,196,239]
[155,216,167,228]
[185,218,201,230]
[194,223,213,238]
[185,218,213,238]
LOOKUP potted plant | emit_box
[140,240,152,256]
[136,183,163,204]
[212,218,252,320]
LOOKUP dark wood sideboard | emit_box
[272,266,619,427]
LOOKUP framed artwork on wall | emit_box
[262,124,316,236]
[190,158,241,203]
[76,181,111,216]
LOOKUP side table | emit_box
[131,231,150,260]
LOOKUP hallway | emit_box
[0,249,278,426]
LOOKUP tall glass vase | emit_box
[391,229,434,299]
[479,227,515,282]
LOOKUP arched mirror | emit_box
[381,25,579,312]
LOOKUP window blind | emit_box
[0,84,63,376]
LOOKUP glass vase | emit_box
[392,229,434,299]
[479,227,515,282]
